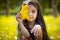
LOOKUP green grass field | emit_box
[0,15,60,40]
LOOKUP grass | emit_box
[44,15,60,40]
[0,15,60,40]
[0,15,18,40]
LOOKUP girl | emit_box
[16,0,49,40]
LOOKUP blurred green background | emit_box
[0,0,60,40]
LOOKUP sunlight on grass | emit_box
[44,15,60,40]
[0,15,18,40]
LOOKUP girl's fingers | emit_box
[34,28,41,37]
[35,29,39,37]
[36,29,38,37]
[34,28,37,36]
[31,27,35,33]
[16,13,22,22]
[38,30,40,37]
[16,13,21,18]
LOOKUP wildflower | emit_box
[20,4,30,20]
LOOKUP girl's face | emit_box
[28,4,37,22]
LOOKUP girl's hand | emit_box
[16,13,23,23]
[31,25,42,38]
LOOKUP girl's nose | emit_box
[29,13,33,18]
[29,12,32,16]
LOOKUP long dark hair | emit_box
[23,1,49,40]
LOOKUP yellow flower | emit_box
[20,4,30,20]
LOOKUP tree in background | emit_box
[0,0,60,16]
[6,0,10,16]
[52,0,59,17]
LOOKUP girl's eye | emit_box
[32,10,35,13]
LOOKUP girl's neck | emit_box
[29,21,35,24]
[28,21,35,29]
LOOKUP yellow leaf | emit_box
[20,4,30,20]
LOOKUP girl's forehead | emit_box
[28,5,37,11]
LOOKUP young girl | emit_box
[16,0,49,40]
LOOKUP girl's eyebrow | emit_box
[32,10,35,11]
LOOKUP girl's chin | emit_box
[27,19,34,22]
